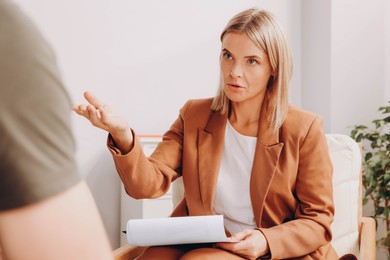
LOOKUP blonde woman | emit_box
[75,8,352,259]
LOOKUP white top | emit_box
[213,120,257,234]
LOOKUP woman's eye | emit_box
[248,59,258,65]
[223,52,232,60]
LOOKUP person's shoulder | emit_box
[287,105,320,120]
[282,105,323,135]
[0,0,62,100]
[183,98,214,109]
[0,1,48,52]
[179,98,214,117]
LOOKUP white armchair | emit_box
[113,134,376,259]
[326,134,376,259]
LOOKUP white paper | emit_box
[126,215,231,246]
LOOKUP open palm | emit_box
[73,91,129,135]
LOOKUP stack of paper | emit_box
[126,215,231,246]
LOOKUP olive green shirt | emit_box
[0,0,80,210]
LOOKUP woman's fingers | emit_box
[97,105,112,124]
[230,229,251,241]
[84,91,105,108]
[73,104,88,117]
[87,105,102,126]
[73,92,105,121]
[73,104,104,128]
[73,92,129,134]
[216,229,268,259]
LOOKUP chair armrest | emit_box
[359,217,376,260]
[113,245,146,260]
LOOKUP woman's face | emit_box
[220,32,273,105]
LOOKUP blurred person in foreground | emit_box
[0,0,113,259]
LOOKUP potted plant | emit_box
[350,102,390,258]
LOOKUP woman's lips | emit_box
[228,83,243,88]
[227,83,245,92]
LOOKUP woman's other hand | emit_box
[216,229,269,259]
[73,91,133,154]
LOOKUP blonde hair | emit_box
[211,8,292,132]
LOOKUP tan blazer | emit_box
[109,98,338,260]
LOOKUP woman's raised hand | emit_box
[73,91,133,154]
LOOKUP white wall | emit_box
[15,0,301,248]
[301,1,332,131]
[331,0,386,134]
[301,0,387,135]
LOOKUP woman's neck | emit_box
[228,99,262,137]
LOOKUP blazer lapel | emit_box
[196,99,284,223]
[198,110,227,213]
[250,99,284,227]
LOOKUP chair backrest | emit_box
[326,134,361,257]
[172,134,362,257]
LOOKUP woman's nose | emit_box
[230,63,243,78]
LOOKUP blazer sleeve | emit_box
[259,117,335,259]
[106,101,192,199]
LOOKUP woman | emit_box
[75,8,341,260]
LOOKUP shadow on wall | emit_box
[84,150,121,249]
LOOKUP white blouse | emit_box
[213,120,257,234]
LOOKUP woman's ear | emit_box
[266,75,275,91]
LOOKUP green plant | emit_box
[350,102,390,257]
